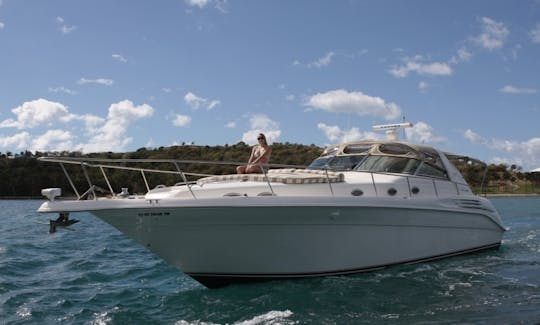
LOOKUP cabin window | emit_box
[308,155,366,171]
[416,162,448,179]
[356,156,420,174]
[343,144,372,154]
[308,157,332,169]
[377,144,414,155]
[327,155,366,170]
[419,149,445,171]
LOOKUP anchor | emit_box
[49,212,79,234]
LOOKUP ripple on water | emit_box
[2,199,540,324]
[174,310,296,325]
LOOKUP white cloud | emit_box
[225,121,236,128]
[317,123,382,143]
[77,78,114,86]
[185,0,229,13]
[0,99,152,153]
[214,0,229,13]
[463,129,540,170]
[241,114,281,145]
[392,47,470,79]
[79,100,154,152]
[474,17,509,50]
[112,54,127,63]
[184,92,220,110]
[404,122,446,144]
[499,85,538,94]
[1,129,75,153]
[305,89,401,121]
[316,122,442,145]
[31,129,74,152]
[76,114,105,133]
[48,86,77,95]
[531,24,540,43]
[207,100,221,110]
[308,51,335,68]
[457,47,472,62]
[0,132,31,150]
[493,138,540,170]
[250,114,278,130]
[418,81,429,93]
[184,92,206,109]
[294,51,336,69]
[172,114,191,127]
[0,22,4,30]
[0,98,103,143]
[464,129,488,145]
[0,98,75,129]
[389,60,452,78]
[185,0,209,8]
[60,25,76,34]
[106,100,153,122]
[56,16,76,34]
[450,47,472,64]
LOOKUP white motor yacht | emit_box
[37,124,505,288]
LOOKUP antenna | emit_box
[372,122,413,141]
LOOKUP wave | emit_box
[174,310,295,325]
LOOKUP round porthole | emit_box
[387,188,397,196]
[351,189,364,196]
[411,187,420,194]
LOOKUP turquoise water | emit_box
[1,198,539,324]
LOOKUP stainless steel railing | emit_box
[38,157,308,200]
[39,157,464,200]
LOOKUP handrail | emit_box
[174,161,196,199]
[38,157,307,199]
[324,169,335,197]
[100,166,115,196]
[259,165,275,196]
[60,162,80,199]
[38,157,306,169]
[81,164,96,200]
[141,170,150,192]
[39,157,463,200]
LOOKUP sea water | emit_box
[1,197,539,324]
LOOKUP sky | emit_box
[0,0,539,170]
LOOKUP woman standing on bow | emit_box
[236,133,272,174]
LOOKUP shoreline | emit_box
[483,193,540,198]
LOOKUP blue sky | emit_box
[1,0,539,169]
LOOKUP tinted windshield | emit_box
[416,162,448,178]
[355,155,449,179]
[307,155,366,171]
[355,156,420,174]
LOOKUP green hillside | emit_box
[1,143,539,198]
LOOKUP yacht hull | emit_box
[41,196,504,287]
